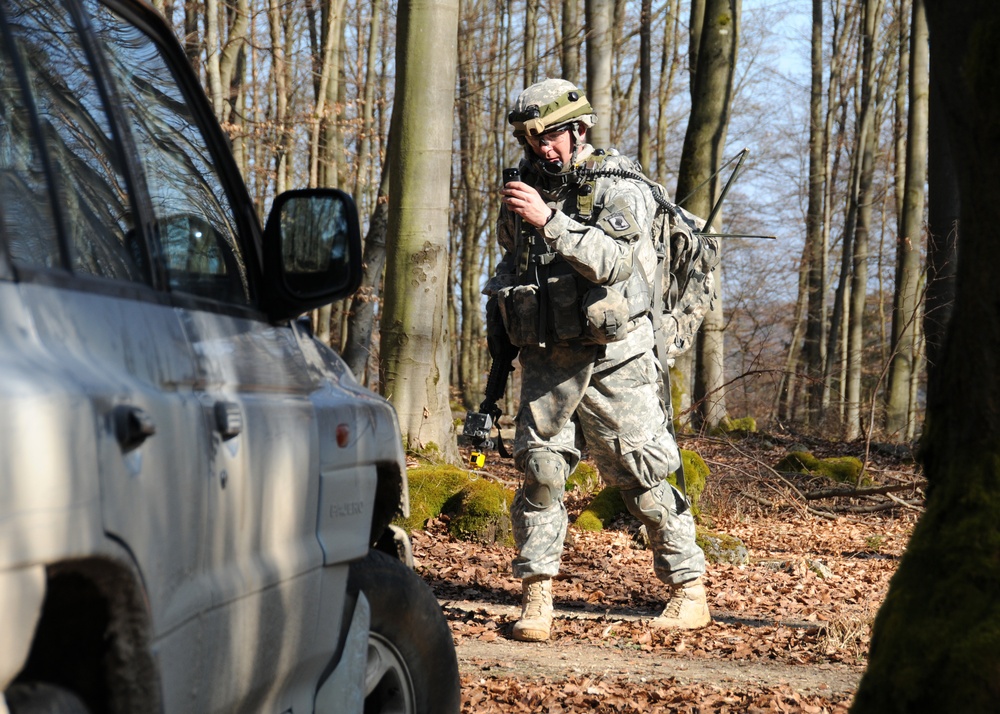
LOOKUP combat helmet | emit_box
[508,79,596,141]
[508,79,597,177]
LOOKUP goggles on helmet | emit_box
[509,90,593,139]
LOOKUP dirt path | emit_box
[448,600,863,700]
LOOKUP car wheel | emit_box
[348,549,460,714]
[5,682,90,714]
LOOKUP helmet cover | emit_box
[508,79,597,140]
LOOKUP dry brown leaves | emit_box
[461,674,851,713]
[415,433,919,713]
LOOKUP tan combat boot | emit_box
[650,577,711,630]
[512,577,553,642]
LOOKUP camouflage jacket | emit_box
[486,146,660,437]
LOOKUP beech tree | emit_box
[379,0,460,456]
[885,0,927,439]
[852,2,1000,708]
[584,0,612,148]
[675,0,740,430]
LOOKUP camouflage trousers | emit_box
[511,350,706,586]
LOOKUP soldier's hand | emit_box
[502,182,553,228]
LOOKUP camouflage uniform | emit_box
[486,143,706,588]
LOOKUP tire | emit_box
[5,682,90,714]
[347,549,460,714]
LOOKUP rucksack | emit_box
[576,162,721,364]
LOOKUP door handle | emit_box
[214,401,243,439]
[112,405,156,451]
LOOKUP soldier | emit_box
[485,78,710,642]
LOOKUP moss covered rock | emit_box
[397,464,515,544]
[696,528,749,565]
[574,448,710,531]
[443,479,515,546]
[671,449,709,516]
[710,415,758,437]
[567,460,601,494]
[775,450,869,485]
[574,486,624,531]
[397,464,470,533]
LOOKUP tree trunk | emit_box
[584,0,612,148]
[352,0,383,208]
[844,0,883,441]
[922,29,959,382]
[218,0,248,126]
[675,0,740,430]
[885,0,928,438]
[802,0,828,425]
[637,0,652,171]
[852,3,1000,708]
[267,0,291,194]
[655,0,681,181]
[308,0,347,188]
[380,0,460,458]
[524,0,538,85]
[561,0,581,82]
[343,164,391,385]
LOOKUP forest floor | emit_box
[412,430,923,713]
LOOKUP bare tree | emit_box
[380,0,460,457]
[885,0,928,438]
[843,0,885,441]
[561,0,581,81]
[585,0,612,148]
[675,0,741,430]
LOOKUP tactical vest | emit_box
[497,151,655,348]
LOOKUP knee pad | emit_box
[522,450,568,510]
[621,480,673,529]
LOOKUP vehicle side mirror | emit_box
[261,188,362,322]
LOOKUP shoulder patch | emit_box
[598,206,640,239]
[607,213,631,232]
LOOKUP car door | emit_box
[0,0,214,684]
[83,2,331,711]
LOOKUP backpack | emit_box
[576,163,721,364]
[650,200,721,363]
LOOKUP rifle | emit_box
[461,299,519,464]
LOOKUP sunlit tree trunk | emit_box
[524,0,538,84]
[457,12,486,410]
[308,0,347,188]
[852,3,1000,708]
[267,0,291,194]
[676,0,740,430]
[561,0,580,82]
[655,0,681,181]
[380,0,460,457]
[343,163,391,385]
[584,0,612,148]
[352,0,383,208]
[183,0,200,75]
[885,0,928,438]
[637,0,652,171]
[803,0,828,424]
[844,0,883,441]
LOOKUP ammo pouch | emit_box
[498,261,640,347]
[581,286,629,344]
[497,284,539,347]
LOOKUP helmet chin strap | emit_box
[525,121,584,180]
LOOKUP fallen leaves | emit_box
[415,434,918,712]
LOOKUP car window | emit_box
[2,0,149,283]
[0,25,61,268]
[87,0,250,305]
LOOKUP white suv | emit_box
[0,0,460,712]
